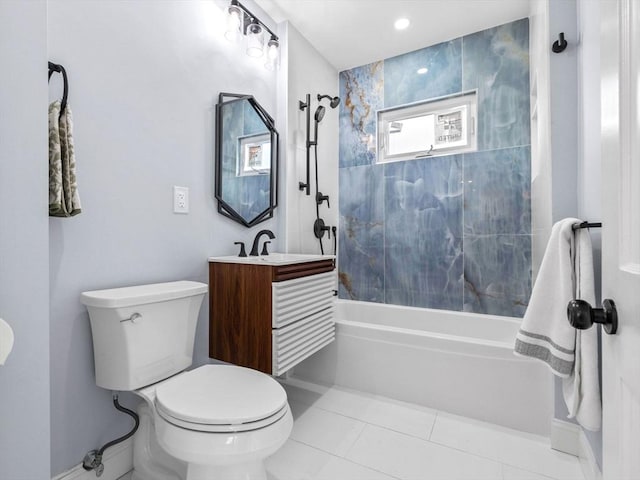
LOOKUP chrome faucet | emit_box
[249,229,275,256]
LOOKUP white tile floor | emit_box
[266,383,586,480]
[119,383,586,480]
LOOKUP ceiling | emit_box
[255,0,531,72]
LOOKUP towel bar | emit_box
[567,298,617,334]
[572,221,602,231]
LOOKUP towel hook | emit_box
[48,61,69,116]
[552,32,568,53]
[567,299,618,335]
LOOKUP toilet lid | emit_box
[155,365,288,427]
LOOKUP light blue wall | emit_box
[0,1,51,478]
[47,1,281,475]
[338,19,532,318]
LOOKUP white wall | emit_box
[283,23,339,255]
[529,0,554,281]
[0,1,51,478]
[543,0,602,469]
[47,1,280,475]
[576,0,603,469]
[549,0,579,222]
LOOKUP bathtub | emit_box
[291,300,553,436]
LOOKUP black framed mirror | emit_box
[215,92,279,227]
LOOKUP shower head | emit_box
[317,94,340,109]
[314,105,326,122]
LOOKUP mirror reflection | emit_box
[215,93,278,227]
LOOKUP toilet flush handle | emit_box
[120,312,142,324]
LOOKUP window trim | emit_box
[377,90,478,163]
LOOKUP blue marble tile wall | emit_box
[338,18,531,317]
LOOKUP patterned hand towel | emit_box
[49,100,81,217]
[514,218,601,431]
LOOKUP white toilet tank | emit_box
[81,281,208,391]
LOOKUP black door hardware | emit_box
[567,298,618,335]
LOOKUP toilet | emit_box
[81,281,292,480]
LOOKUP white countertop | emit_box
[208,253,335,266]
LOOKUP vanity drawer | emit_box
[272,308,335,376]
[273,260,335,281]
[272,270,336,328]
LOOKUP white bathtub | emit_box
[291,300,553,436]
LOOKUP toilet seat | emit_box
[154,364,289,433]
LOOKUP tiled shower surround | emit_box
[338,18,531,317]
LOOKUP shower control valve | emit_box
[314,218,331,239]
[316,192,330,208]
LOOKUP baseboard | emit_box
[52,438,133,480]
[550,419,602,480]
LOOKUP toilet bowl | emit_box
[81,281,292,480]
[134,365,292,480]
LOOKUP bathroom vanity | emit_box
[208,254,336,376]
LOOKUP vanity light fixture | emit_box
[246,20,264,57]
[264,37,279,70]
[394,17,410,30]
[224,4,243,42]
[224,0,279,69]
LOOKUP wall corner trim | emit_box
[51,438,132,480]
[550,419,602,480]
[578,428,603,480]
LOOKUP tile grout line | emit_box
[341,422,367,459]
[287,438,403,480]
[427,435,578,480]
[428,411,439,441]
[300,401,436,443]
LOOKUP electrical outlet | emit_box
[173,186,189,214]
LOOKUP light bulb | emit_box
[267,38,279,61]
[246,21,264,58]
[224,5,242,43]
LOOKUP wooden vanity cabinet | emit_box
[209,259,336,375]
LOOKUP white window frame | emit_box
[377,90,478,163]
[236,132,271,177]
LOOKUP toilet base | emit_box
[132,403,186,480]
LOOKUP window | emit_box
[237,133,271,176]
[377,91,478,163]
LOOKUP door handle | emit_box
[567,298,618,335]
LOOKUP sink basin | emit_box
[208,253,335,266]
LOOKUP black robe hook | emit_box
[48,61,69,116]
[552,32,568,53]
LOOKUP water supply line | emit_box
[82,394,140,477]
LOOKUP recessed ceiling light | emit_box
[394,18,410,30]
[417,67,428,75]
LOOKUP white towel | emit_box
[514,218,601,431]
[563,227,601,431]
